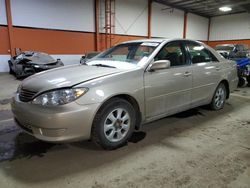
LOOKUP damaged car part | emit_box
[8,51,64,78]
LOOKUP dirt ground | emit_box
[0,73,249,188]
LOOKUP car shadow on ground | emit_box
[0,99,245,183]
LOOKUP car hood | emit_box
[21,64,122,92]
[16,51,57,65]
[26,60,57,65]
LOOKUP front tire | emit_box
[91,98,136,150]
[210,83,227,110]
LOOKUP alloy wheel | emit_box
[103,108,131,142]
[214,87,225,109]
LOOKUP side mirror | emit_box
[149,60,170,72]
[81,55,86,59]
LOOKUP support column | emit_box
[183,11,188,39]
[148,0,152,39]
[207,17,211,44]
[5,0,15,56]
[95,0,100,51]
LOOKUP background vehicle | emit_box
[236,58,250,86]
[12,39,238,150]
[215,44,250,59]
[8,51,64,79]
[215,44,250,87]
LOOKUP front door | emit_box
[144,41,192,120]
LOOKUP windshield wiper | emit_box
[91,64,116,68]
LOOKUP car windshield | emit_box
[215,45,234,51]
[92,42,159,65]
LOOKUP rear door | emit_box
[185,41,222,107]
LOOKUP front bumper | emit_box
[11,94,100,142]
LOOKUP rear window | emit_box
[187,42,219,64]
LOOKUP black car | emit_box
[8,51,64,78]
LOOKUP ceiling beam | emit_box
[169,0,211,7]
[153,0,209,18]
[153,0,250,17]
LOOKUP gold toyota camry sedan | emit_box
[11,39,238,149]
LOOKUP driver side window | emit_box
[154,42,186,67]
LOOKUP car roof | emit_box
[121,38,204,44]
[216,44,235,47]
[121,38,167,43]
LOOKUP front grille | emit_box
[19,88,37,102]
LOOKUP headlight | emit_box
[33,64,46,68]
[33,65,41,68]
[32,88,88,106]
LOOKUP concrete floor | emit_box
[0,73,250,188]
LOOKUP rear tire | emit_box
[91,98,136,150]
[8,61,14,75]
[210,83,227,111]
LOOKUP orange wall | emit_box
[0,26,10,54]
[4,26,250,56]
[99,34,146,51]
[112,35,145,45]
[1,26,147,55]
[12,27,96,54]
[208,40,250,48]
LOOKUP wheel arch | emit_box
[220,79,230,99]
[94,94,142,130]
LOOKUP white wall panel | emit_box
[115,0,148,36]
[0,0,7,25]
[186,13,208,41]
[151,2,184,38]
[210,13,250,41]
[99,0,106,33]
[11,0,95,32]
[0,55,11,72]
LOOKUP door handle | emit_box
[184,71,192,77]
